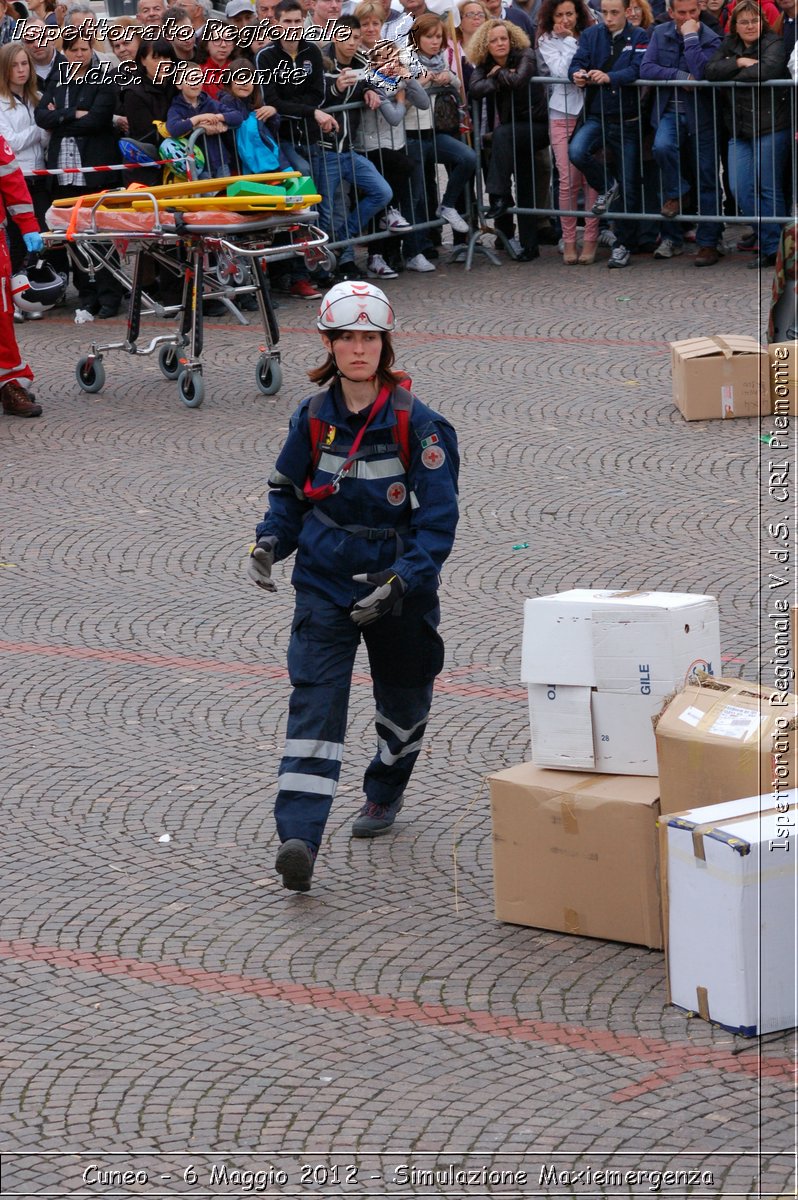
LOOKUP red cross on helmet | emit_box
[316,281,396,333]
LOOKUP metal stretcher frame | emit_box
[44,191,329,409]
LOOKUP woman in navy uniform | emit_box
[248,281,459,893]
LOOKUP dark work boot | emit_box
[275,839,315,892]
[351,795,404,838]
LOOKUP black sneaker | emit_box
[275,839,315,892]
[351,795,404,838]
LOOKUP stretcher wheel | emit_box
[177,368,204,409]
[158,345,182,381]
[255,355,282,396]
[76,356,105,394]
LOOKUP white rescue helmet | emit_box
[12,261,67,316]
[316,280,396,333]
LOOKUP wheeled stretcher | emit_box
[45,175,329,409]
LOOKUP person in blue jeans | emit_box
[567,0,649,269]
[247,281,459,893]
[640,0,723,265]
[705,1,790,267]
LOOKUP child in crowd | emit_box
[217,58,287,167]
[166,64,231,176]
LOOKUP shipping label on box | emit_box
[654,677,798,815]
[671,335,769,421]
[768,341,798,417]
[661,792,798,1035]
[490,762,663,948]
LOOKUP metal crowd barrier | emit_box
[482,76,798,234]
[29,75,796,276]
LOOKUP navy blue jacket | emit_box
[568,22,649,120]
[256,382,459,607]
[640,20,722,128]
[165,91,230,174]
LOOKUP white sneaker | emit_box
[653,237,684,259]
[404,253,436,272]
[437,205,469,234]
[597,229,617,248]
[367,254,398,279]
[607,244,631,269]
[380,206,411,232]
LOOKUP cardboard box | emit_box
[490,763,663,948]
[654,676,798,816]
[521,590,720,691]
[768,341,798,416]
[661,792,797,1035]
[528,686,662,775]
[671,335,769,421]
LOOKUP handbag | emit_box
[433,90,460,134]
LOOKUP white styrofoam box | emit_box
[528,684,594,770]
[592,692,662,776]
[664,792,798,1036]
[521,590,720,692]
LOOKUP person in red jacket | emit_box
[0,135,43,417]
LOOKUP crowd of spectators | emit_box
[0,0,795,322]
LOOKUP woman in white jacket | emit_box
[536,0,598,263]
[0,42,49,273]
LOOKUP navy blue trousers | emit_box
[275,590,444,851]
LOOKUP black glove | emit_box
[247,536,278,592]
[350,571,406,627]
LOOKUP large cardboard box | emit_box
[490,763,662,948]
[661,793,797,1035]
[522,590,720,775]
[768,340,798,416]
[654,677,798,815]
[671,335,769,420]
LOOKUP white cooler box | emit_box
[662,793,798,1036]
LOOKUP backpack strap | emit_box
[306,390,331,473]
[307,385,415,474]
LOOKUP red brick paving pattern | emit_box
[0,242,794,1196]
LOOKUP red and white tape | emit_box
[23,157,181,177]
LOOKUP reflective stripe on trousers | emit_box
[274,590,443,851]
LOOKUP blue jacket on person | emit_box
[568,22,649,120]
[256,381,460,608]
[165,91,230,176]
[640,19,722,129]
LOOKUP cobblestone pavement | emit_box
[1,232,794,1200]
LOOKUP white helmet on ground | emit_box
[12,262,67,316]
[317,280,396,333]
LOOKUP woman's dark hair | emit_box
[729,0,761,34]
[220,56,263,103]
[308,331,402,390]
[537,0,592,36]
[62,29,94,48]
[135,37,178,66]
